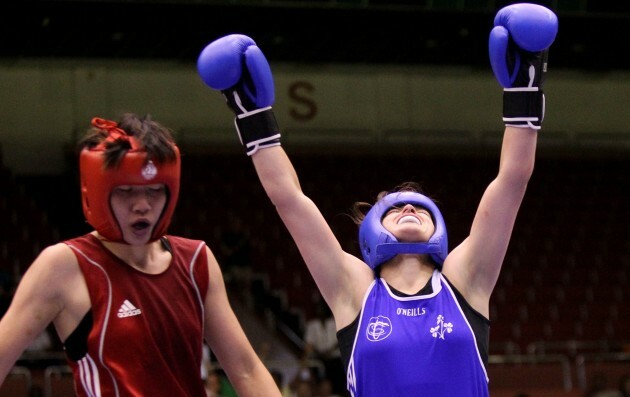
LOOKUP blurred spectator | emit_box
[293,379,315,397]
[289,366,317,397]
[205,368,237,397]
[316,378,342,397]
[201,342,212,381]
[270,369,292,397]
[205,368,224,397]
[303,298,345,395]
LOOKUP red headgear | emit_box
[80,117,181,243]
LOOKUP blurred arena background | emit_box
[1,1,629,396]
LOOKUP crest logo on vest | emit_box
[366,315,392,342]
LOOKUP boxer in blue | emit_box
[198,3,558,396]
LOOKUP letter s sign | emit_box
[288,81,317,121]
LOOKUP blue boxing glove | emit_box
[489,3,558,129]
[197,34,280,155]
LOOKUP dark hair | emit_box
[77,113,177,169]
[349,181,428,225]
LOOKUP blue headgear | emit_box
[358,191,448,270]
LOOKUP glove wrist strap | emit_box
[235,107,281,156]
[503,88,545,130]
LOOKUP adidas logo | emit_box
[117,299,142,318]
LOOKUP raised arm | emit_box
[443,4,558,315]
[197,35,372,325]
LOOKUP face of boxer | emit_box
[110,183,168,245]
[381,204,435,243]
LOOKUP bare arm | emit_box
[250,147,373,327]
[455,2,558,316]
[0,244,78,384]
[202,247,281,397]
[444,126,537,316]
[196,34,372,327]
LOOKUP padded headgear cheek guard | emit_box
[79,122,181,243]
[358,191,448,270]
